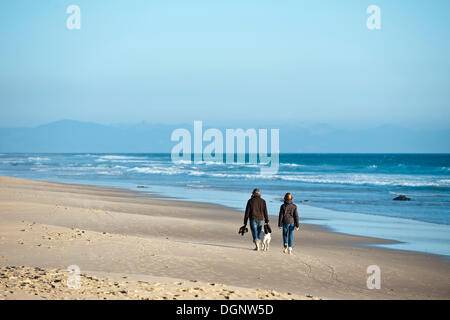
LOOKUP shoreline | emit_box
[1,176,449,299]
[0,175,413,251]
[21,175,450,258]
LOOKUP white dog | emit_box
[262,231,271,251]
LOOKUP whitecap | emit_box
[280,163,304,167]
[280,174,447,187]
[28,157,51,161]
[172,160,192,165]
[127,166,183,175]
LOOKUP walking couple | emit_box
[243,189,299,254]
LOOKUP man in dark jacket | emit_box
[278,193,299,254]
[244,189,269,251]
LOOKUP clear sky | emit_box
[0,0,449,129]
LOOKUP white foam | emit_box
[280,163,304,167]
[278,173,448,187]
[95,157,152,164]
[97,171,123,175]
[127,166,182,175]
[95,155,151,163]
[187,170,206,176]
[172,160,192,165]
[28,157,51,161]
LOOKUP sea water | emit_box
[1,153,449,257]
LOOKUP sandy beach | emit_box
[0,176,449,300]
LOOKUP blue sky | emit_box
[0,0,449,129]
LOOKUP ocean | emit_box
[1,153,449,257]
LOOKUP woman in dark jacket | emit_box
[278,193,299,254]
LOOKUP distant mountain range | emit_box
[0,120,448,153]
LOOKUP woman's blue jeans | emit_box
[283,223,295,248]
[250,219,263,242]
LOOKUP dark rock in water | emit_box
[136,186,147,188]
[393,195,411,201]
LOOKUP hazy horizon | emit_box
[0,118,449,132]
[0,119,448,153]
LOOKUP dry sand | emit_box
[0,176,449,300]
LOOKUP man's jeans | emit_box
[283,223,295,249]
[250,219,263,242]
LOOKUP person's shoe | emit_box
[288,247,293,255]
[283,246,288,254]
